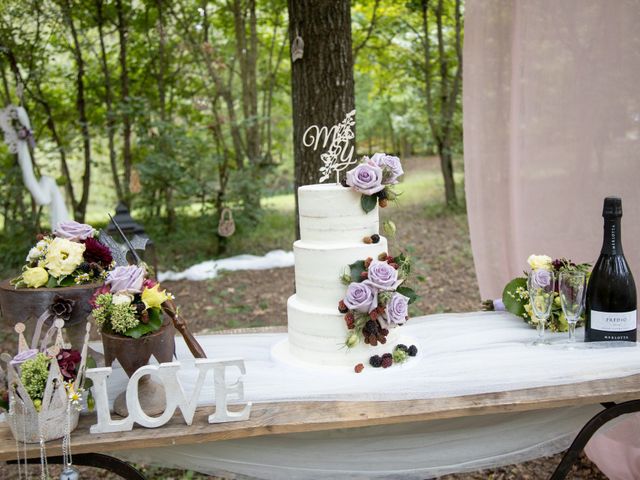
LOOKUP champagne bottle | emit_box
[585,197,637,342]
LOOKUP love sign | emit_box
[86,358,252,434]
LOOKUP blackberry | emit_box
[338,300,349,314]
[340,178,349,187]
[369,355,382,368]
[382,353,393,360]
[363,320,378,336]
[78,262,91,273]
[135,302,146,314]
[395,344,408,353]
[354,363,364,373]
[376,189,388,200]
[370,234,380,244]
[379,199,389,208]
[381,356,393,368]
[408,345,418,357]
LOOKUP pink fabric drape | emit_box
[464,1,640,477]
[464,0,640,300]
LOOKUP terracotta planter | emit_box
[0,280,100,349]
[101,319,175,377]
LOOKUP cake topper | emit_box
[302,109,357,183]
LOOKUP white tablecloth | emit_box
[108,312,640,478]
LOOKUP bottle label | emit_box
[591,310,637,332]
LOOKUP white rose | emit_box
[527,254,553,270]
[26,247,42,262]
[112,293,133,306]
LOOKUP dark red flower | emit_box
[56,349,82,382]
[83,237,113,267]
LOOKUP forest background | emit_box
[0,0,463,275]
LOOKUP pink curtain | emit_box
[464,1,640,477]
[464,0,640,300]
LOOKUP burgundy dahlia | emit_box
[83,237,113,267]
[56,348,82,382]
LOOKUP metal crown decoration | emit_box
[1,320,91,443]
[302,109,357,183]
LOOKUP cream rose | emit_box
[527,254,553,271]
[44,237,86,278]
[22,267,49,288]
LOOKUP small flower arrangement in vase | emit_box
[486,255,591,332]
[343,153,404,213]
[0,221,114,351]
[91,264,176,416]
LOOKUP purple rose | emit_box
[364,260,401,291]
[370,153,404,184]
[346,163,385,196]
[10,349,38,368]
[105,265,146,294]
[384,292,410,327]
[532,269,552,288]
[54,221,95,241]
[344,282,378,313]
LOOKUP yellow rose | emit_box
[44,237,86,278]
[141,284,169,309]
[22,267,49,288]
[527,254,553,271]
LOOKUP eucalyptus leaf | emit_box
[502,277,528,317]
[360,194,377,214]
[397,286,419,304]
[349,260,366,283]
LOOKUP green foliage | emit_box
[360,194,378,213]
[20,353,51,403]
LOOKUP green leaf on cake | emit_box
[397,286,419,304]
[360,194,377,214]
[502,277,527,317]
[349,260,366,283]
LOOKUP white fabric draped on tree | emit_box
[464,1,640,478]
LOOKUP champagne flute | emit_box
[528,269,555,345]
[559,271,586,343]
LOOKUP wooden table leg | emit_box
[550,399,640,480]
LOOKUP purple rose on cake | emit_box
[365,260,402,291]
[53,221,96,242]
[370,153,404,184]
[346,163,384,196]
[105,265,145,294]
[344,282,378,313]
[383,292,410,328]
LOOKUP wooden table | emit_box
[2,372,640,479]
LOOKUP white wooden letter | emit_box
[208,359,252,423]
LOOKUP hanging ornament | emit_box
[217,207,235,237]
[291,33,304,62]
[59,465,80,480]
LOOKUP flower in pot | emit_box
[91,264,175,416]
[0,221,115,350]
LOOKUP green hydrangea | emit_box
[92,293,113,329]
[110,303,139,334]
[20,353,51,404]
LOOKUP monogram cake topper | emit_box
[302,109,357,183]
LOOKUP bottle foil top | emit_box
[603,197,623,217]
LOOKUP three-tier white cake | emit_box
[285,183,398,366]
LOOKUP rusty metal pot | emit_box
[101,319,175,377]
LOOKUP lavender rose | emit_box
[344,282,378,313]
[105,265,146,294]
[532,269,552,288]
[10,349,38,368]
[53,221,96,241]
[346,163,385,196]
[371,153,404,184]
[384,292,410,327]
[364,260,402,290]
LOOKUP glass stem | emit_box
[537,318,545,339]
[568,321,576,342]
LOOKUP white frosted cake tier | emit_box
[298,183,380,243]
[287,295,398,366]
[293,238,388,308]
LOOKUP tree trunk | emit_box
[116,0,133,205]
[288,0,355,238]
[62,0,92,222]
